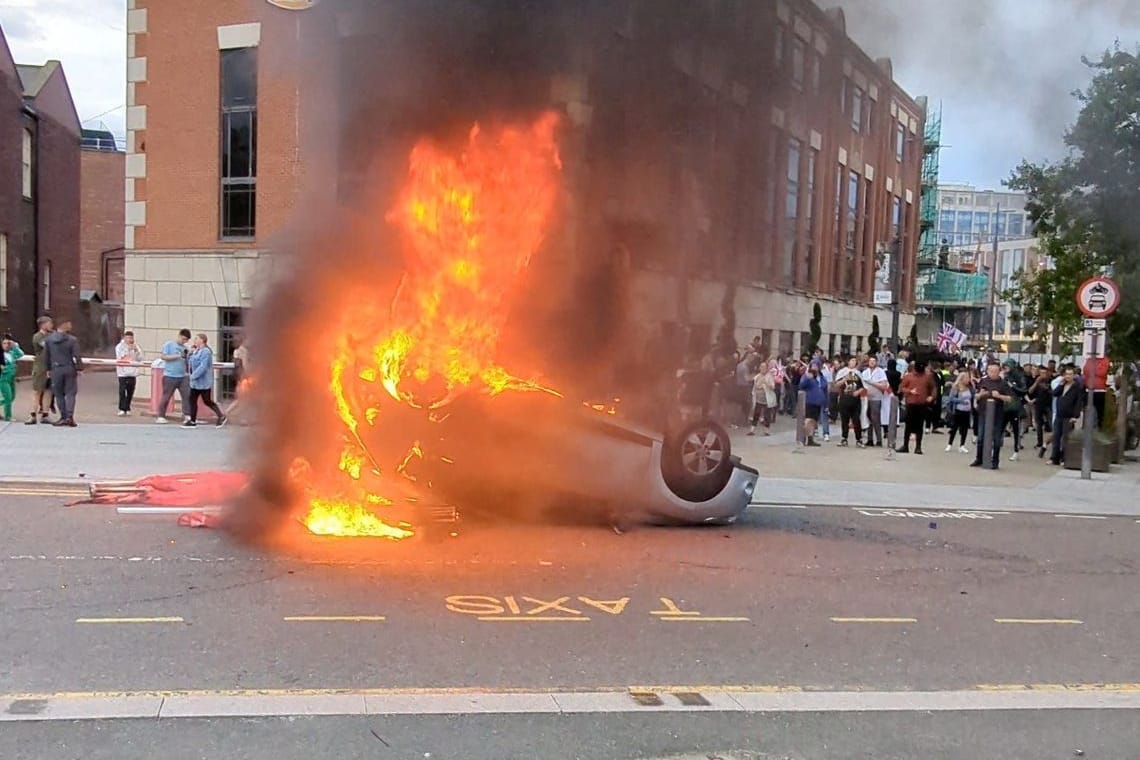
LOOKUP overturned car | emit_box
[351,388,758,531]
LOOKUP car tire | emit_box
[661,419,734,502]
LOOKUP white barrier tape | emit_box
[14,356,235,370]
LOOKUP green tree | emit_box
[808,302,823,353]
[867,315,881,355]
[1005,46,1140,356]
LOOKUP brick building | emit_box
[0,27,81,344]
[123,0,921,365]
[79,129,126,303]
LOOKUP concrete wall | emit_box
[122,250,274,359]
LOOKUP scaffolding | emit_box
[915,268,990,305]
[917,103,941,268]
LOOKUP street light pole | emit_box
[987,204,1001,345]
[889,235,901,352]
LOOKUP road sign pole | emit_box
[1081,329,1098,481]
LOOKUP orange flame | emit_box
[301,113,563,537]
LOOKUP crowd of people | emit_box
[0,316,246,428]
[701,337,1108,471]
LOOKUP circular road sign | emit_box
[1076,276,1120,318]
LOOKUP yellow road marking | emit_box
[658,616,751,623]
[76,617,184,624]
[476,616,591,622]
[993,618,1083,625]
[283,616,386,622]
[650,610,701,616]
[977,683,1140,692]
[4,683,1138,703]
[830,617,917,623]
[0,488,85,496]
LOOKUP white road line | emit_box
[1054,514,1108,520]
[3,687,1140,721]
[75,617,184,624]
[283,616,386,622]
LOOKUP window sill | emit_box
[218,236,256,244]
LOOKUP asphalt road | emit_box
[1,492,1138,758]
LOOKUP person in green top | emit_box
[1,333,25,421]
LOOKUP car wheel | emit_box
[662,419,734,502]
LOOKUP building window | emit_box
[845,171,859,295]
[833,164,843,293]
[765,131,779,279]
[894,122,905,162]
[956,210,973,232]
[784,139,801,286]
[779,330,794,357]
[862,177,873,296]
[803,148,817,286]
[1009,214,1024,236]
[810,53,821,93]
[840,77,848,114]
[790,37,805,89]
[0,233,7,309]
[892,196,902,241]
[219,307,247,399]
[774,25,784,66]
[975,212,991,235]
[21,129,32,199]
[220,48,258,239]
[42,260,51,312]
[851,87,864,133]
[939,210,955,232]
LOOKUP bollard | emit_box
[793,390,806,451]
[982,398,998,468]
[1080,404,1098,481]
[886,394,898,460]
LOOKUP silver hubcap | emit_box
[681,429,725,475]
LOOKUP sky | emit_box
[2,0,1139,189]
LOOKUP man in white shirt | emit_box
[818,359,834,442]
[114,331,144,416]
[860,355,890,447]
[833,356,866,447]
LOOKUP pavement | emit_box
[3,392,1137,517]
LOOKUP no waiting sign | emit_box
[1075,276,1120,318]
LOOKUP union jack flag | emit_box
[936,322,967,354]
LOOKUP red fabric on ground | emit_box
[68,471,248,507]
[177,511,224,529]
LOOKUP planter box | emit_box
[1063,426,1114,472]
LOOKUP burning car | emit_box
[244,112,757,541]
[353,390,758,530]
